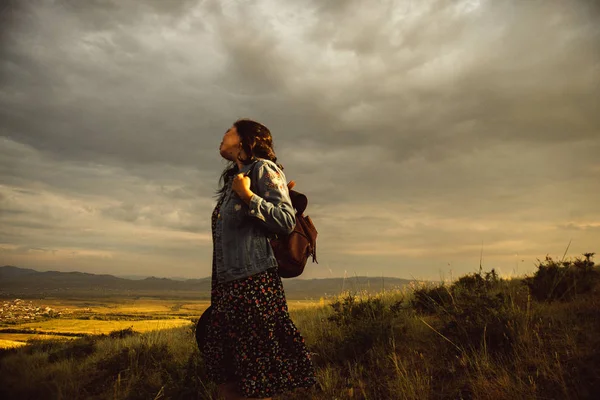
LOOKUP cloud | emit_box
[1,0,599,279]
[0,138,213,277]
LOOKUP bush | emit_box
[107,326,139,339]
[326,295,401,363]
[328,295,388,325]
[411,285,453,314]
[47,337,97,363]
[411,269,518,354]
[410,270,501,315]
[439,289,519,354]
[454,269,500,293]
[525,253,598,302]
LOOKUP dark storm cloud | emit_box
[0,0,227,170]
[1,0,599,278]
[3,0,597,168]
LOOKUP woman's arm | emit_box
[233,161,296,235]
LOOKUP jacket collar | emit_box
[239,158,261,175]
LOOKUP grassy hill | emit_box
[1,254,598,399]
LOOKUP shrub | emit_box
[525,253,598,302]
[453,269,500,294]
[411,269,518,354]
[439,289,519,354]
[107,326,139,339]
[410,285,453,314]
[328,295,388,325]
[47,337,97,363]
[326,295,400,363]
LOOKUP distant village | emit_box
[0,299,66,324]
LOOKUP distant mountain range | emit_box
[0,266,413,300]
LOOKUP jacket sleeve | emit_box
[247,160,296,235]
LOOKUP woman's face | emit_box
[219,126,241,161]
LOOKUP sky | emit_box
[1,0,599,280]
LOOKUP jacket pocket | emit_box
[222,195,247,228]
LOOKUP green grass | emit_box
[1,255,599,399]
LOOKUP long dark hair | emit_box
[216,119,282,197]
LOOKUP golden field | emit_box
[0,297,321,348]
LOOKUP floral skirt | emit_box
[204,267,317,398]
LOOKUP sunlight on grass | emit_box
[0,339,27,349]
[13,318,193,335]
[0,333,76,343]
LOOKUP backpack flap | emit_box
[289,190,308,215]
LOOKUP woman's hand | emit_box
[233,173,296,205]
[232,173,253,204]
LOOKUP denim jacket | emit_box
[214,158,296,284]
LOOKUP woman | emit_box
[204,119,317,400]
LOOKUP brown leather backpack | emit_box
[248,162,318,278]
[271,189,318,278]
